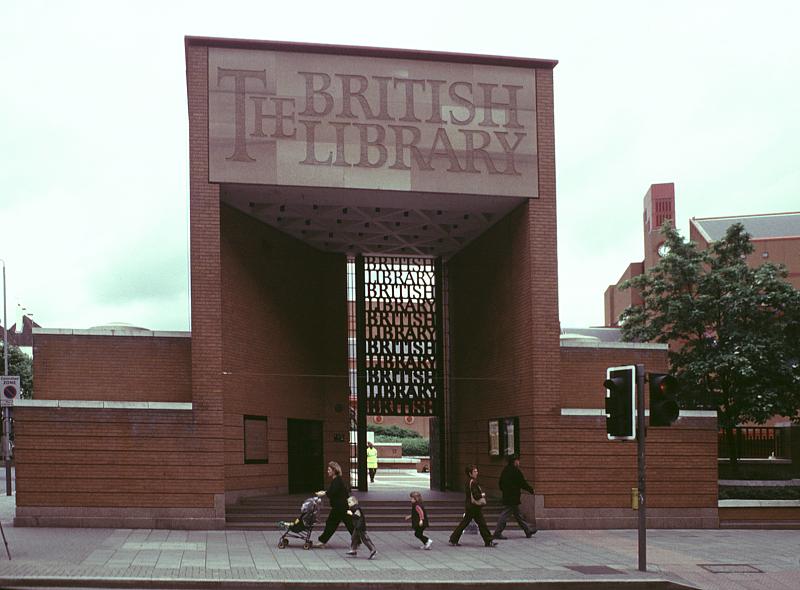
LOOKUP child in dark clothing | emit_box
[345,495,377,559]
[405,491,433,549]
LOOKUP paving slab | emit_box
[1,495,799,589]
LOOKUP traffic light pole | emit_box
[636,364,646,572]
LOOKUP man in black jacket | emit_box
[493,455,536,539]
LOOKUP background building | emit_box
[604,183,800,327]
[690,212,800,291]
[1,313,39,349]
[604,183,675,328]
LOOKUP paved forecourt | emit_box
[0,496,799,589]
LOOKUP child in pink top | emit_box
[405,491,432,549]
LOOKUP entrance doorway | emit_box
[348,255,447,492]
[287,419,324,494]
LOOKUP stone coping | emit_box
[14,400,193,410]
[33,327,190,338]
[560,340,667,350]
[718,499,800,507]
[720,479,800,486]
[718,457,792,464]
[561,408,717,418]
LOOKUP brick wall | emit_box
[220,204,349,499]
[744,237,800,289]
[555,343,718,527]
[447,201,539,493]
[446,67,560,500]
[184,41,227,520]
[560,344,667,409]
[32,333,191,401]
[13,404,223,528]
[15,331,220,528]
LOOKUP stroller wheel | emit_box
[278,538,289,548]
[303,541,312,550]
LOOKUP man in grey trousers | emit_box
[493,455,537,539]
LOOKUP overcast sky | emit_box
[2,0,798,333]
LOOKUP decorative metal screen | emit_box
[357,255,441,417]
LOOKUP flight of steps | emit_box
[227,495,504,531]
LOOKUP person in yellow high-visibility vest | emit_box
[366,441,379,483]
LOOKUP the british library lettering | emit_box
[361,256,439,416]
[219,69,526,173]
[208,48,539,197]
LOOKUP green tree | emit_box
[620,222,800,472]
[0,342,33,399]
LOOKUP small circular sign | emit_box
[3,385,18,399]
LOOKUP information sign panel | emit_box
[0,376,20,407]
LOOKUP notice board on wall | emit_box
[488,416,519,457]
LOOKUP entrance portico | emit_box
[190,36,560,504]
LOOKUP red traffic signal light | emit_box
[648,373,680,427]
[604,365,636,440]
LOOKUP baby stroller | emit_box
[277,496,321,549]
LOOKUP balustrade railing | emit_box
[718,426,790,459]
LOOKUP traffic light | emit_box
[604,365,636,440]
[648,373,680,427]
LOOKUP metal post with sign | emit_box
[0,375,16,559]
[603,364,648,572]
[1,375,19,498]
[635,364,646,572]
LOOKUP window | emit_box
[243,415,268,464]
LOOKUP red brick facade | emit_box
[220,204,349,499]
[15,332,221,528]
[558,344,717,527]
[32,333,191,402]
[13,38,719,529]
[446,68,560,498]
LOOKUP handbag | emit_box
[470,481,487,506]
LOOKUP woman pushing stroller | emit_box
[315,461,353,547]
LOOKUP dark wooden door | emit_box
[287,419,324,494]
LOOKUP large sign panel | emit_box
[209,48,538,197]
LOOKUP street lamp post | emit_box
[2,259,6,375]
[1,259,11,496]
